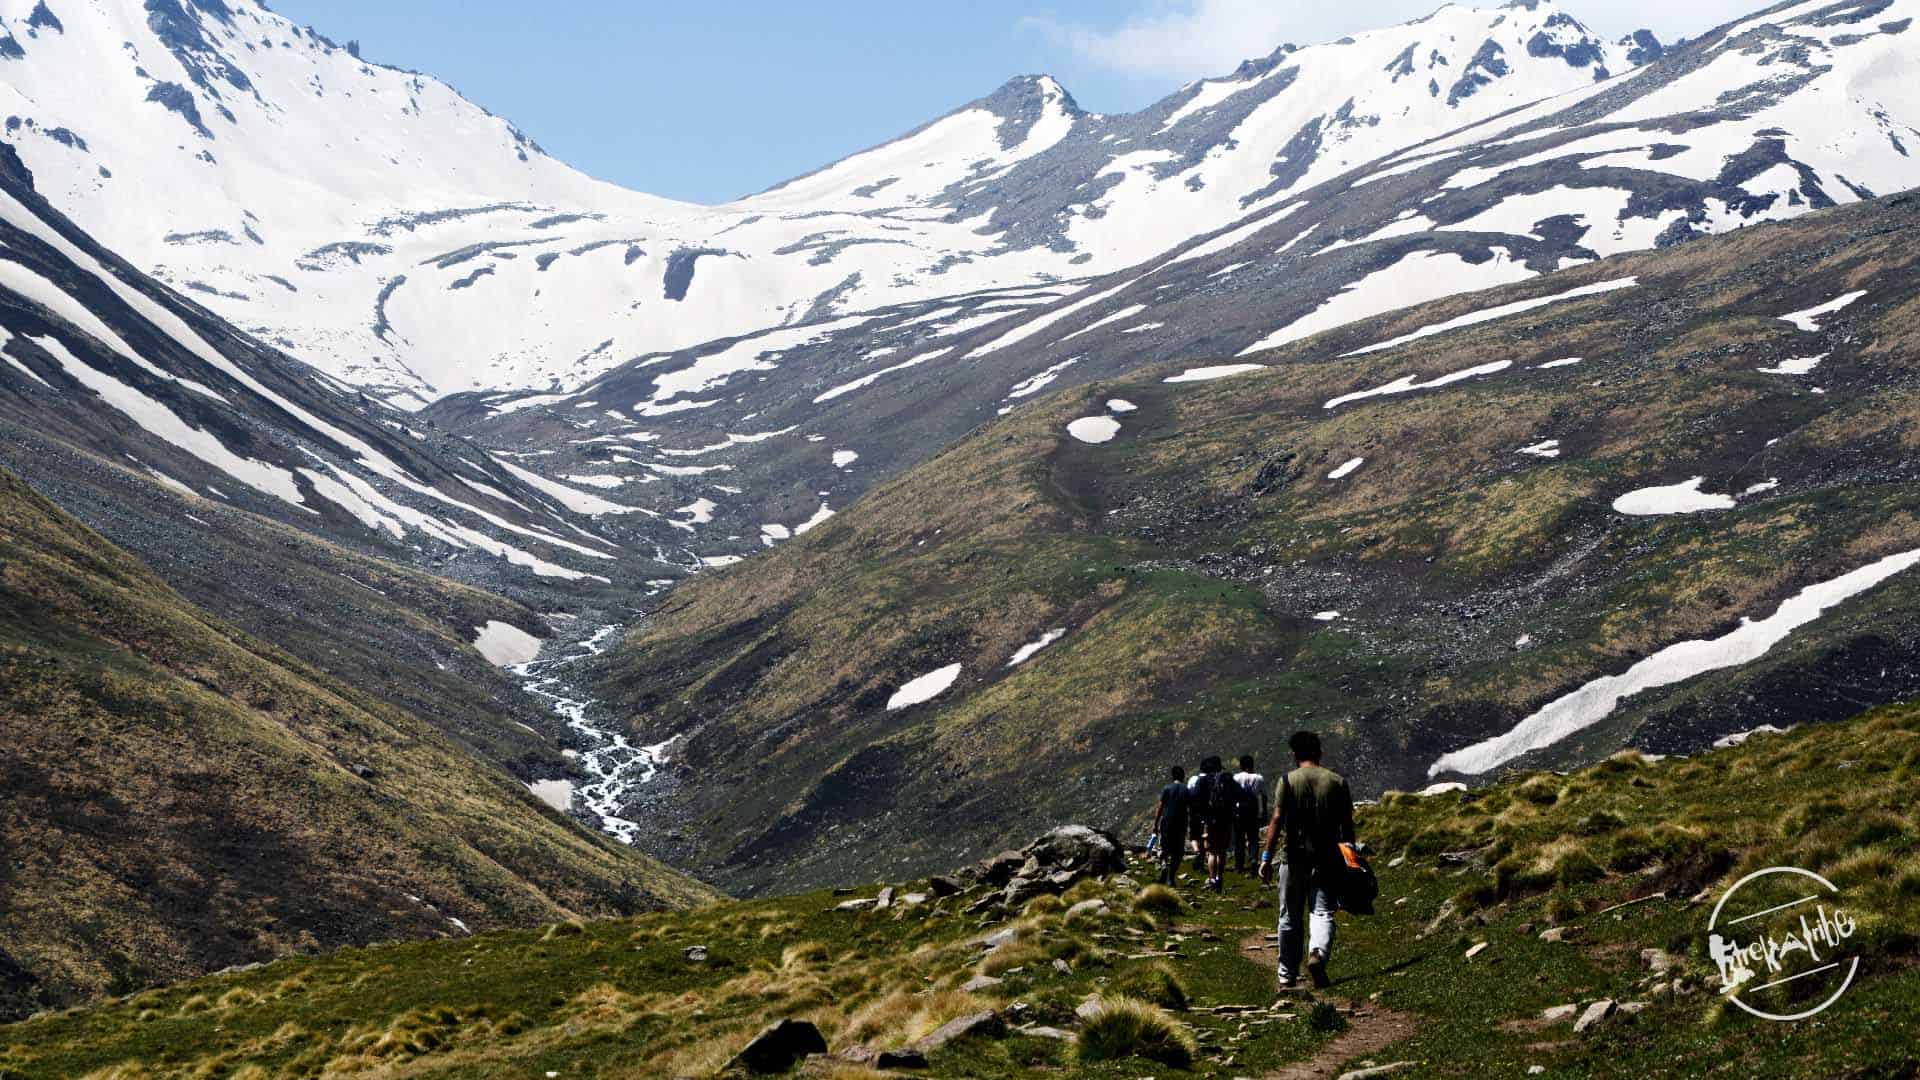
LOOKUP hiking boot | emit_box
[1306,948,1331,988]
[1208,876,1223,893]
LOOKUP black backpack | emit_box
[1201,770,1237,820]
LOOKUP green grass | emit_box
[9,694,1920,1077]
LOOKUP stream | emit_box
[509,623,673,845]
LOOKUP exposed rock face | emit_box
[722,1018,828,1074]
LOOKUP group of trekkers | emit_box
[1150,731,1358,991]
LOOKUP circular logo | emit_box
[1706,866,1860,1021]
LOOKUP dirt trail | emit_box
[1237,932,1422,1079]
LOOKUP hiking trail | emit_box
[1237,931,1423,1079]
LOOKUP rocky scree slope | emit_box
[590,189,1920,895]
[0,466,713,1022]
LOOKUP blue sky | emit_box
[272,1,1764,205]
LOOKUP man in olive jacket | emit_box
[1258,731,1356,990]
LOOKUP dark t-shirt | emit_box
[1158,781,1188,835]
[1278,764,1355,864]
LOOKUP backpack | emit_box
[1201,770,1237,821]
[1336,843,1379,916]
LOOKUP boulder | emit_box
[1540,1003,1577,1023]
[722,1018,828,1074]
[1618,1000,1650,1017]
[1641,947,1677,974]
[1538,926,1583,943]
[962,974,1003,992]
[1019,1024,1073,1040]
[684,945,709,962]
[1075,995,1104,1022]
[980,927,1019,952]
[1573,999,1616,1034]
[1003,875,1056,908]
[1021,825,1126,876]
[928,874,965,897]
[977,851,1026,885]
[901,892,929,906]
[836,898,876,912]
[912,1010,1005,1053]
[875,886,896,911]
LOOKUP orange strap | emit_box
[1339,843,1364,870]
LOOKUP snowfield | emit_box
[472,621,545,668]
[1430,547,1920,776]
[888,663,963,710]
[1612,477,1736,516]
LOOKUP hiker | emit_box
[1187,768,1208,875]
[1151,766,1189,886]
[1191,755,1237,892]
[1231,754,1269,875]
[1258,731,1356,990]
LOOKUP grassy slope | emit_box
[596,192,1920,894]
[8,696,1916,1078]
[0,467,714,1019]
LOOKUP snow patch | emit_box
[1327,457,1365,480]
[1430,548,1920,777]
[888,663,963,710]
[1612,477,1734,516]
[1008,629,1066,666]
[1067,416,1122,444]
[1164,364,1265,384]
[1779,291,1866,333]
[472,621,543,668]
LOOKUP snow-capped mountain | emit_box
[420,0,1920,578]
[0,0,1654,405]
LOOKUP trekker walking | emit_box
[1151,766,1189,886]
[1231,754,1268,874]
[1258,731,1356,990]
[1191,755,1236,892]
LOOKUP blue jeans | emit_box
[1276,860,1337,982]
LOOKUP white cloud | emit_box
[1028,0,1770,82]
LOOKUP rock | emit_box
[876,1048,930,1069]
[834,1045,878,1065]
[1065,899,1109,921]
[721,1018,828,1074]
[1538,926,1583,943]
[1336,1063,1419,1080]
[977,851,1026,885]
[1111,874,1138,889]
[1540,1003,1577,1023]
[1021,825,1127,876]
[980,927,1019,951]
[1573,999,1616,1034]
[912,1010,1005,1052]
[928,874,965,897]
[1019,1024,1073,1040]
[1516,922,1536,936]
[1640,947,1676,974]
[1528,1067,1546,1075]
[1003,875,1056,908]
[1646,981,1670,997]
[684,945,709,962]
[1464,942,1489,961]
[875,886,896,911]
[965,894,999,916]
[1046,869,1079,890]
[1618,1000,1650,1017]
[831,887,856,897]
[901,892,929,906]
[836,898,876,912]
[1075,996,1103,1022]
[962,974,1003,992]
[1052,958,1072,975]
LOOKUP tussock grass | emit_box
[1111,961,1188,1010]
[1074,996,1196,1068]
[1131,884,1183,920]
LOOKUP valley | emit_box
[0,0,1918,1073]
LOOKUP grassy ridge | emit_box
[6,696,1916,1077]
[0,468,713,1018]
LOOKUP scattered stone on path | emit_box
[1573,999,1617,1034]
[1065,899,1109,920]
[912,1010,1005,1052]
[721,1019,828,1075]
[1336,1062,1420,1080]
